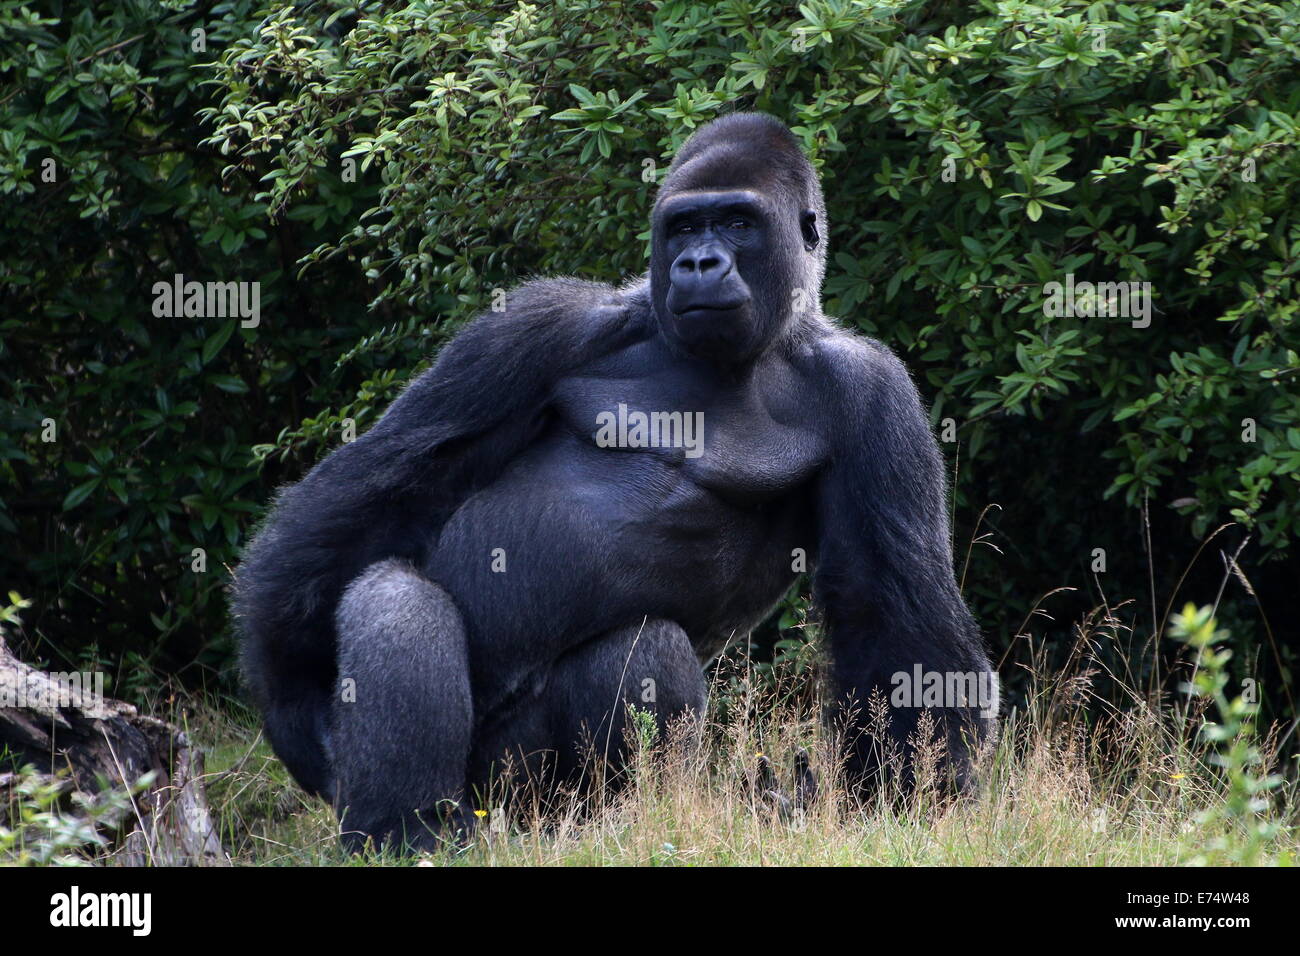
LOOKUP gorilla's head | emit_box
[650,113,827,364]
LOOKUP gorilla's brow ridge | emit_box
[657,190,768,220]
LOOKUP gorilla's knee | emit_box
[622,619,707,721]
[335,558,464,660]
[549,618,705,770]
[332,559,473,852]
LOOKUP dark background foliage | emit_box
[3,0,1297,726]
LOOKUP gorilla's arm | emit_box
[234,279,643,792]
[810,334,991,787]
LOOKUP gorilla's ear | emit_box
[800,210,820,251]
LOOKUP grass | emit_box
[192,711,1295,868]
[5,602,1297,866]
[177,604,1298,867]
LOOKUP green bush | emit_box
[4,0,1297,722]
[0,0,393,680]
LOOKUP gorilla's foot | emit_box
[749,747,818,823]
[339,798,478,856]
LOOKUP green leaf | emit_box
[202,320,237,365]
[62,478,101,511]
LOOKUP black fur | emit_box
[233,113,996,851]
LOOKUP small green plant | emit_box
[627,705,660,755]
[0,765,146,866]
[1170,603,1283,865]
[0,590,32,633]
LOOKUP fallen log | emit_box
[0,637,225,865]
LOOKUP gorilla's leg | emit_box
[331,558,473,853]
[550,618,707,779]
[467,619,707,805]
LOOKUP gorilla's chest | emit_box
[550,361,827,506]
[426,355,826,663]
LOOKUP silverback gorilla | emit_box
[235,113,997,852]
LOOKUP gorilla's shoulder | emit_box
[507,276,616,309]
[805,325,914,392]
[486,276,652,340]
[795,325,927,439]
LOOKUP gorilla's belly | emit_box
[424,431,810,678]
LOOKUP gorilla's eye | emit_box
[673,222,695,235]
[727,218,750,230]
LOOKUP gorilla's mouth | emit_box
[673,302,748,318]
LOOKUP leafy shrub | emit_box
[1,0,393,678]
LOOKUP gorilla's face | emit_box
[655,188,768,360]
[649,114,826,365]
[651,182,821,366]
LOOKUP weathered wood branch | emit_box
[0,638,225,865]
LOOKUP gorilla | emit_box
[234,113,997,852]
